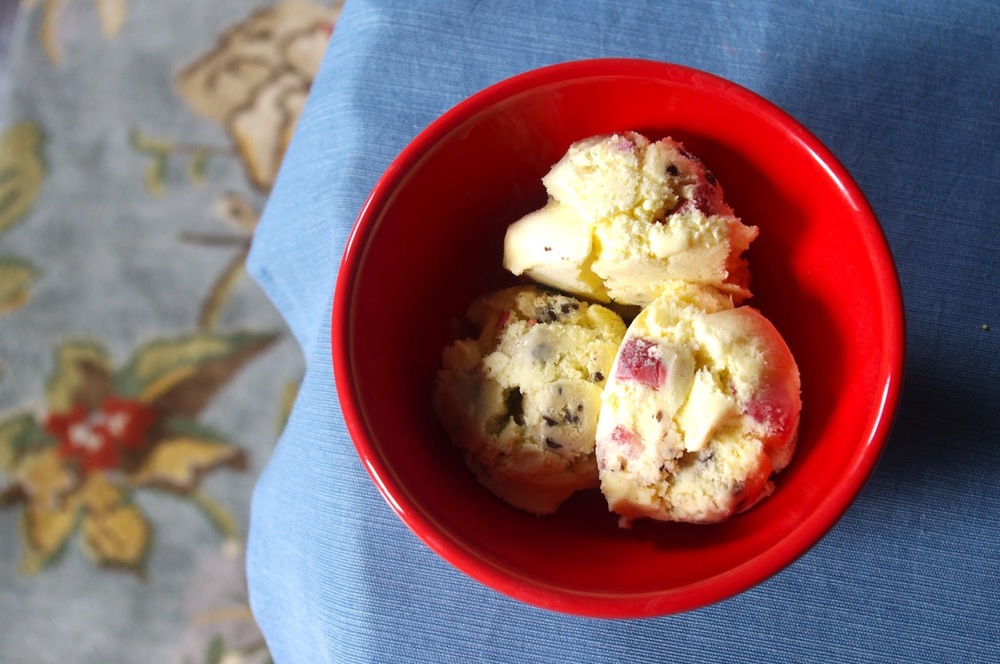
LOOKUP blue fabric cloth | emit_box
[246,1,1000,662]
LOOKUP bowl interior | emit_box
[334,60,903,617]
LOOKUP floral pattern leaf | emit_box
[116,331,278,416]
[228,71,309,191]
[72,478,146,573]
[198,248,248,331]
[129,128,173,154]
[39,0,67,65]
[4,447,78,510]
[79,472,126,513]
[32,0,127,65]
[277,377,300,435]
[0,122,46,235]
[144,154,168,196]
[186,148,210,184]
[0,412,53,474]
[213,191,259,233]
[45,340,113,413]
[19,495,80,574]
[128,435,246,492]
[205,635,226,664]
[0,257,40,316]
[189,490,239,539]
[81,500,150,571]
[93,0,128,38]
[174,2,336,124]
[174,1,338,191]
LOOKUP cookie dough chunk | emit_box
[434,286,627,514]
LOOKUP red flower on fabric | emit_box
[45,397,156,473]
[1,332,276,574]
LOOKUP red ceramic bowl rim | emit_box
[332,58,906,618]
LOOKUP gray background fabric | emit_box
[1,0,997,662]
[0,2,320,662]
[246,1,999,662]
[0,0,16,122]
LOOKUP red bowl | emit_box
[332,58,905,618]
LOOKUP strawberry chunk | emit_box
[743,395,794,438]
[615,337,665,388]
[611,426,640,453]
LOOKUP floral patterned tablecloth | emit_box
[0,2,341,662]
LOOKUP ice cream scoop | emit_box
[433,285,627,514]
[595,286,801,526]
[503,132,757,307]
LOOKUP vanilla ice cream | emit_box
[433,285,626,514]
[503,132,757,307]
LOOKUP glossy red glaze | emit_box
[332,59,905,618]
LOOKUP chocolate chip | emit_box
[537,305,558,323]
[592,371,605,382]
[560,302,578,314]
[704,170,717,185]
[545,438,563,449]
[655,411,663,422]
[666,164,679,176]
[544,246,552,252]
[542,415,558,427]
[504,388,525,426]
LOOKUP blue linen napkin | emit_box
[246,1,1000,662]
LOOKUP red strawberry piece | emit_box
[743,395,794,438]
[611,425,642,460]
[615,337,666,388]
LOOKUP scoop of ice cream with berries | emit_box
[435,131,801,526]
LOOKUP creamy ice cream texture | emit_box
[595,286,801,525]
[503,132,758,307]
[435,132,801,524]
[433,286,627,514]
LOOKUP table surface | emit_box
[245,1,1000,662]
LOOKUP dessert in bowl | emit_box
[331,58,904,618]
